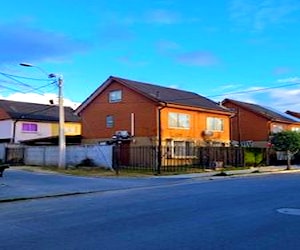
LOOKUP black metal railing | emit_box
[113,145,269,173]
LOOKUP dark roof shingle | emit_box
[0,99,80,122]
[223,99,300,123]
[111,76,229,112]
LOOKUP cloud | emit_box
[0,92,80,109]
[277,77,300,84]
[145,9,181,24]
[229,0,300,32]
[117,56,149,67]
[156,40,180,53]
[97,24,135,44]
[267,87,300,110]
[175,51,219,66]
[273,67,293,75]
[0,23,89,64]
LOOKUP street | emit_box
[1,172,300,249]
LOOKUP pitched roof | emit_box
[222,98,300,123]
[76,76,231,114]
[0,99,80,122]
[286,110,300,119]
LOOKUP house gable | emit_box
[222,98,300,144]
[79,80,158,141]
[78,76,233,145]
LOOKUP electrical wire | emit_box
[207,82,300,98]
[0,71,57,97]
[0,72,51,82]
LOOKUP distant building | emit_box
[0,99,81,145]
[222,98,300,147]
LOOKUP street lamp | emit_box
[20,63,66,169]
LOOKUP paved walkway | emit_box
[1,166,300,203]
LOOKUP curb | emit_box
[2,167,300,203]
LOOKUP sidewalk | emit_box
[1,166,300,203]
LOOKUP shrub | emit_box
[244,148,264,167]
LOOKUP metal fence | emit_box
[114,145,269,173]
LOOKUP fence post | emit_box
[112,145,120,175]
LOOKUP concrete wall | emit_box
[24,144,113,169]
[0,143,6,162]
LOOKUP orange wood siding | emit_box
[160,107,230,143]
[79,81,157,139]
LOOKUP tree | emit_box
[271,131,300,170]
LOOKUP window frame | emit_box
[168,112,190,129]
[165,140,195,158]
[108,90,122,103]
[206,117,224,132]
[106,115,114,128]
[21,123,38,133]
[271,124,283,133]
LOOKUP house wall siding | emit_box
[79,81,157,141]
[0,120,13,140]
[51,122,82,136]
[15,121,52,142]
[160,107,230,145]
[223,102,270,142]
[239,107,269,141]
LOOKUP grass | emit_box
[18,166,156,177]
[16,165,252,177]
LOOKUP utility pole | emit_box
[57,76,66,168]
[20,63,66,168]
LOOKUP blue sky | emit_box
[0,0,300,111]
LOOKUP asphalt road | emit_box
[1,173,300,250]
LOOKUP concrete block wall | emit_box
[0,143,6,162]
[24,144,113,169]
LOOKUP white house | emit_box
[0,99,81,145]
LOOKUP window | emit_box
[174,141,195,157]
[22,123,38,132]
[207,117,223,131]
[291,127,300,132]
[106,115,114,128]
[272,124,283,133]
[168,112,190,128]
[165,140,195,158]
[109,90,122,103]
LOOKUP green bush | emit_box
[244,148,264,167]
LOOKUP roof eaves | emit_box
[75,76,115,114]
[223,98,295,123]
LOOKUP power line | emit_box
[0,72,42,90]
[0,83,28,93]
[207,82,300,98]
[0,71,55,95]
[0,72,51,82]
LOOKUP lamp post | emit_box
[20,63,66,168]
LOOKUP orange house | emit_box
[75,76,233,150]
[222,98,300,147]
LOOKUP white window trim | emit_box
[21,123,38,133]
[165,140,196,159]
[206,117,224,132]
[109,90,122,103]
[168,112,190,129]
